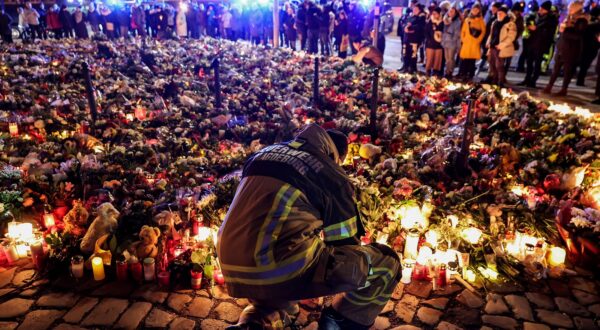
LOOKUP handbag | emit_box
[468,21,482,38]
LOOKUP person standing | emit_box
[221,7,232,39]
[196,4,206,37]
[518,1,557,88]
[46,5,62,39]
[87,3,102,36]
[403,4,426,73]
[283,5,297,50]
[516,4,536,72]
[544,1,588,96]
[425,7,444,76]
[186,3,197,38]
[131,2,146,37]
[59,5,74,38]
[478,2,500,74]
[592,33,600,104]
[333,10,349,57]
[296,1,308,50]
[347,1,364,54]
[485,5,517,86]
[306,2,321,54]
[459,2,486,80]
[101,5,115,38]
[505,3,524,71]
[116,5,130,38]
[176,4,187,38]
[23,2,41,40]
[73,6,88,39]
[575,10,600,86]
[0,9,13,43]
[442,5,462,78]
[206,4,218,38]
[319,5,331,56]
[38,2,47,39]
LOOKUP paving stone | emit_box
[526,292,555,310]
[549,279,572,297]
[0,288,16,298]
[212,285,231,299]
[588,304,600,316]
[53,324,87,330]
[17,309,65,330]
[569,277,598,294]
[236,298,250,307]
[394,294,419,323]
[488,282,523,294]
[435,321,464,330]
[434,284,461,296]
[200,319,230,330]
[572,289,600,306]
[405,280,432,298]
[62,297,99,324]
[166,293,193,311]
[115,301,152,329]
[81,298,129,326]
[0,322,18,330]
[481,315,519,330]
[169,317,195,330]
[0,298,34,318]
[536,309,574,328]
[417,306,443,325]
[132,284,168,304]
[391,282,404,300]
[184,297,212,318]
[12,269,35,287]
[555,297,592,317]
[523,322,551,330]
[0,268,16,288]
[445,307,481,327]
[422,297,448,310]
[573,316,598,330]
[37,292,80,308]
[480,326,494,330]
[145,308,175,328]
[31,279,49,288]
[215,302,242,323]
[380,300,394,314]
[485,293,509,315]
[196,289,211,297]
[505,295,534,321]
[390,326,421,330]
[370,316,390,330]
[92,281,135,298]
[456,289,484,308]
[20,288,39,297]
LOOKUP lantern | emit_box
[548,247,566,267]
[43,213,56,228]
[135,107,147,121]
[8,122,18,137]
[196,227,212,243]
[462,227,482,245]
[404,228,420,259]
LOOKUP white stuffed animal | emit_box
[80,203,120,254]
[359,143,382,160]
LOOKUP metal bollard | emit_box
[212,57,221,109]
[82,62,98,127]
[370,68,380,139]
[313,56,319,106]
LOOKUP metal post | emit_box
[273,0,280,48]
[372,3,381,50]
[212,57,221,109]
[370,68,379,138]
[82,62,98,126]
[456,99,474,175]
[313,56,319,106]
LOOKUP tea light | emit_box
[213,268,225,285]
[43,213,55,228]
[92,257,105,281]
[9,122,18,137]
[196,227,212,242]
[404,228,420,260]
[548,246,566,267]
[465,269,476,282]
[16,244,28,258]
[126,113,135,122]
[143,257,156,282]
[71,255,84,278]
[5,243,19,264]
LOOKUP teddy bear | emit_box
[80,203,120,254]
[63,200,89,237]
[153,211,181,240]
[131,225,161,259]
[359,143,382,160]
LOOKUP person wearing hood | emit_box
[459,2,486,80]
[441,4,462,77]
[544,1,589,96]
[403,3,426,73]
[504,2,524,71]
[518,0,558,88]
[219,124,400,330]
[484,5,517,86]
[425,7,445,76]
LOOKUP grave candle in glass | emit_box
[71,255,84,278]
[130,257,143,282]
[143,258,156,282]
[158,271,170,288]
[30,240,45,270]
[92,257,105,281]
[191,269,203,289]
[116,260,128,281]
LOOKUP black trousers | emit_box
[458,59,477,79]
[1,33,12,43]
[403,42,419,73]
[576,49,598,85]
[547,53,577,91]
[524,53,543,86]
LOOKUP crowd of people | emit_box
[1,0,600,101]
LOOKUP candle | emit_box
[71,255,84,278]
[437,264,447,288]
[143,258,156,282]
[376,232,389,245]
[126,113,134,122]
[43,213,55,228]
[0,244,7,266]
[16,244,28,258]
[30,241,45,270]
[548,247,566,267]
[462,227,482,244]
[135,107,147,121]
[130,257,143,282]
[116,260,128,281]
[404,228,420,260]
[5,243,19,264]
[157,271,170,288]
[9,122,18,137]
[196,227,212,242]
[92,257,105,281]
[213,268,225,285]
[191,269,203,289]
[465,269,476,282]
[425,230,439,249]
[174,245,185,258]
[7,221,18,238]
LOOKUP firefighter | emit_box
[218,124,401,330]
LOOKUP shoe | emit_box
[517,80,528,86]
[554,89,568,97]
[542,86,552,94]
[318,307,370,330]
[576,82,585,87]
[591,98,600,104]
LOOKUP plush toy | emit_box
[80,203,120,254]
[153,211,181,240]
[86,234,112,268]
[63,200,89,237]
[131,225,161,259]
[359,143,382,160]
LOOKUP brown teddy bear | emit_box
[131,225,160,259]
[63,200,89,237]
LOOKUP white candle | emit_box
[404,229,420,260]
[16,244,28,258]
[71,256,84,278]
[548,247,566,267]
[6,244,19,263]
[143,258,155,281]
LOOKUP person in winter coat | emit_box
[185,3,197,38]
[248,6,263,45]
[131,3,146,37]
[221,7,232,39]
[206,4,218,37]
[115,6,130,38]
[100,5,115,39]
[347,1,365,53]
[334,10,349,57]
[296,1,308,50]
[0,9,13,43]
[59,5,74,38]
[518,1,558,88]
[283,6,297,50]
[306,2,321,54]
[544,1,588,96]
[38,3,47,39]
[575,10,600,86]
[505,3,524,70]
[176,5,187,38]
[46,5,62,39]
[219,124,400,330]
[478,2,500,73]
[23,2,41,40]
[87,3,102,35]
[73,6,88,39]
[319,5,331,56]
[459,2,486,80]
[425,7,444,76]
[403,4,426,73]
[441,5,462,77]
[484,5,517,86]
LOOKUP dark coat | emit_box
[0,12,12,35]
[556,15,587,62]
[527,12,558,57]
[59,8,73,29]
[404,12,426,44]
[425,19,444,49]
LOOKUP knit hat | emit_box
[432,6,442,13]
[492,2,502,9]
[498,4,509,12]
[326,130,349,160]
[540,0,552,10]
[511,2,524,12]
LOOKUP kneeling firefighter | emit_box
[217,124,401,330]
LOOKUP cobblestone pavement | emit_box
[0,257,599,329]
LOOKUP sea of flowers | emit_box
[0,37,598,287]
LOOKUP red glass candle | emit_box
[157,271,170,288]
[412,262,429,281]
[116,260,128,281]
[436,265,447,288]
[213,268,225,285]
[130,259,143,282]
[191,270,203,289]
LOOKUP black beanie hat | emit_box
[540,0,552,11]
[326,130,349,160]
[498,4,509,12]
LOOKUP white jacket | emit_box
[176,11,187,37]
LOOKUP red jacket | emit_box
[46,11,62,30]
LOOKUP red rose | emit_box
[543,174,561,191]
